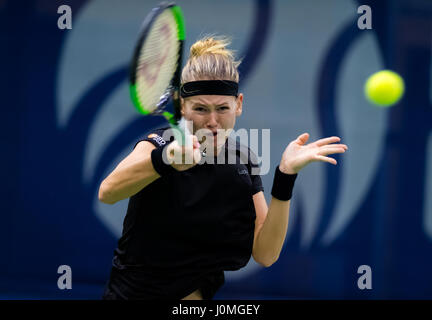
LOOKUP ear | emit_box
[180,97,185,116]
[235,93,243,116]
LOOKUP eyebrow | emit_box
[191,102,229,108]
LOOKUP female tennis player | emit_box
[98,36,348,300]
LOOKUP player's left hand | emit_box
[279,133,348,174]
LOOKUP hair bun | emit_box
[189,36,233,59]
[181,35,240,83]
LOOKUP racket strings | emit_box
[136,10,180,113]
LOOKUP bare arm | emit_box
[98,133,202,205]
[252,192,290,267]
[252,133,348,267]
[98,141,160,204]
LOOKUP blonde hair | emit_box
[181,36,241,83]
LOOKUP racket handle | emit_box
[169,122,186,146]
[169,118,206,158]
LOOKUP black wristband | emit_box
[151,145,177,177]
[271,166,298,201]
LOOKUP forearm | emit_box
[99,156,160,204]
[253,198,291,266]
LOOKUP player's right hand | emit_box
[165,135,202,171]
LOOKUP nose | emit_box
[205,111,219,130]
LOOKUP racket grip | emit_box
[174,117,192,146]
[168,123,186,146]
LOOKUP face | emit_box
[181,93,243,151]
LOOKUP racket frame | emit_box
[129,2,185,125]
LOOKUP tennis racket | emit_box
[129,2,188,144]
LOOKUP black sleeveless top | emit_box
[105,127,263,299]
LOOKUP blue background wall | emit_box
[0,0,431,299]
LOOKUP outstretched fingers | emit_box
[318,145,347,156]
[315,155,338,165]
[296,133,310,145]
[314,136,341,147]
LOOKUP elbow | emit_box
[253,253,279,268]
[98,181,116,205]
[259,258,277,268]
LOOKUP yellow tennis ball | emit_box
[364,70,405,107]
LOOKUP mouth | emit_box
[200,132,222,146]
[202,131,218,138]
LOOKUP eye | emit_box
[217,106,230,112]
[194,106,207,112]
